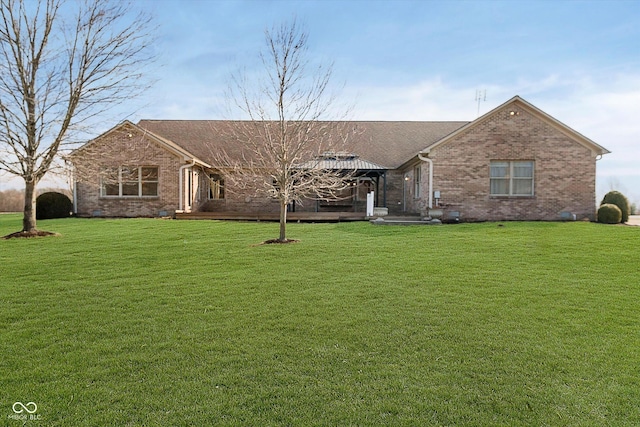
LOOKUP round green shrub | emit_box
[36,192,72,220]
[597,203,622,224]
[600,190,630,223]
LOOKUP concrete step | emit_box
[369,216,441,226]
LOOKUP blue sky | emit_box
[3,0,639,204]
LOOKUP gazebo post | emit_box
[383,171,387,207]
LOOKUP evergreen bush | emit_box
[597,203,622,224]
[600,191,630,223]
[36,192,72,220]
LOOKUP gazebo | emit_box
[295,152,388,213]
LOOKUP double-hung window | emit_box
[101,166,159,197]
[490,161,534,196]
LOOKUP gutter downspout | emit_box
[178,160,196,212]
[417,152,433,210]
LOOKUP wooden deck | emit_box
[175,211,367,222]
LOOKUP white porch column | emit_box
[178,160,195,212]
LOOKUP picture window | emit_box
[100,166,159,197]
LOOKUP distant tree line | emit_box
[0,189,23,212]
[0,188,71,213]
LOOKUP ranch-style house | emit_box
[70,96,610,222]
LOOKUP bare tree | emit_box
[220,20,353,242]
[0,0,154,236]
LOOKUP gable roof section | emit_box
[71,120,211,167]
[420,95,611,157]
[137,120,468,169]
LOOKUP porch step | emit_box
[175,211,366,222]
[369,215,441,226]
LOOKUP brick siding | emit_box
[426,105,598,221]
[74,124,182,217]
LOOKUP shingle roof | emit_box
[136,120,469,169]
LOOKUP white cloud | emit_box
[344,78,484,121]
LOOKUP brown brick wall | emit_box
[74,124,183,217]
[199,194,280,213]
[197,176,281,214]
[428,105,598,221]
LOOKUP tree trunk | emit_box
[22,179,38,232]
[279,199,287,242]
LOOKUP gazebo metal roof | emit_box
[295,153,387,171]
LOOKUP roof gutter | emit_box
[417,152,433,210]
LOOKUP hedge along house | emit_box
[70,96,609,221]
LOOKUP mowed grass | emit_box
[1,214,639,426]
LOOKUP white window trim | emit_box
[414,165,421,198]
[490,160,534,197]
[100,166,159,198]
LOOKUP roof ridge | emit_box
[137,119,471,124]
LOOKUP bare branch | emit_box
[0,0,155,232]
[214,20,354,242]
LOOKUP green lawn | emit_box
[1,215,639,426]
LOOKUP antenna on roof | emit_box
[475,89,486,117]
